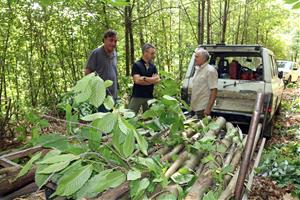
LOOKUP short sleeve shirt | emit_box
[131,59,158,98]
[86,46,118,100]
[190,62,218,111]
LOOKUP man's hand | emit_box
[151,74,160,84]
[205,88,217,116]
[204,107,211,116]
[85,68,93,75]
[133,74,160,85]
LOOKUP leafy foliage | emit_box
[257,142,300,197]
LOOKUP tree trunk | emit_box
[235,2,242,44]
[178,4,183,80]
[124,4,131,76]
[221,0,230,44]
[206,0,211,44]
[137,0,145,48]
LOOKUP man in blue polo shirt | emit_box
[128,43,160,114]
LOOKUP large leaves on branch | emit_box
[91,112,118,133]
[71,73,106,107]
[76,169,126,198]
[53,164,93,197]
[16,152,42,178]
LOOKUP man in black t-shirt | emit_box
[128,43,160,114]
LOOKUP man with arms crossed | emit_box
[128,43,160,114]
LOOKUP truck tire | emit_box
[263,117,274,138]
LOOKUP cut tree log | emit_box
[1,182,38,200]
[165,151,189,178]
[222,135,248,187]
[192,117,226,141]
[184,120,234,200]
[218,167,240,200]
[96,182,130,200]
[0,168,35,196]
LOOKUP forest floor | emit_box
[2,83,300,200]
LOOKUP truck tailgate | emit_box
[214,90,258,113]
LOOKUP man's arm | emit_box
[204,88,217,116]
[85,67,93,75]
[133,74,158,85]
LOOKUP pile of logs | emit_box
[0,116,263,200]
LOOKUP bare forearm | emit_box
[134,76,153,85]
[206,89,217,112]
[85,68,93,75]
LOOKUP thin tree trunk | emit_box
[137,0,145,48]
[124,4,130,76]
[129,4,135,66]
[206,0,211,44]
[241,0,249,44]
[201,0,205,44]
[235,3,242,44]
[103,3,110,29]
[197,0,201,44]
[221,0,229,43]
[178,4,183,80]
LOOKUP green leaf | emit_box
[75,169,113,198]
[158,194,177,200]
[91,112,118,133]
[30,134,69,151]
[123,131,135,158]
[76,169,125,199]
[130,178,150,199]
[80,112,107,121]
[37,161,70,174]
[202,154,215,164]
[132,129,148,156]
[178,167,191,175]
[89,76,106,107]
[104,80,113,88]
[17,152,42,178]
[54,165,93,196]
[65,103,72,134]
[171,171,194,185]
[118,116,130,134]
[216,144,227,153]
[203,191,218,200]
[88,127,102,151]
[107,0,130,6]
[163,95,177,101]
[35,150,62,188]
[103,95,115,110]
[127,170,141,181]
[284,0,299,4]
[133,157,162,175]
[39,154,79,164]
[292,2,300,8]
[35,165,51,188]
[106,171,126,187]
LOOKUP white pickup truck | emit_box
[181,44,284,137]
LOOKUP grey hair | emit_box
[142,43,155,54]
[195,48,210,62]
